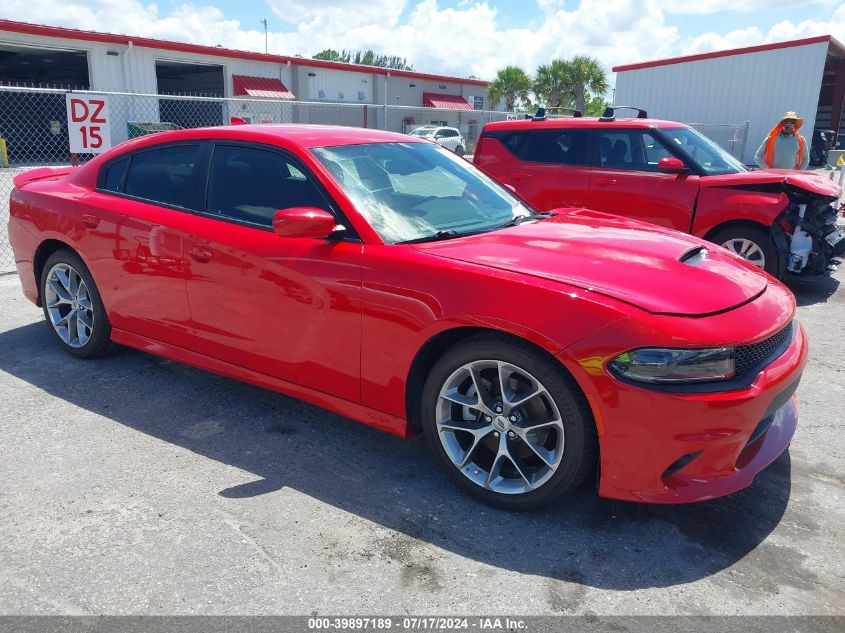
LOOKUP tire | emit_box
[420,334,597,511]
[40,249,112,359]
[455,145,465,157]
[710,225,779,276]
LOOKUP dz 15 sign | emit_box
[66,95,112,154]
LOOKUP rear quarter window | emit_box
[101,157,129,192]
[123,144,202,210]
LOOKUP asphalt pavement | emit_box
[0,267,843,616]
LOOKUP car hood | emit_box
[701,169,841,198]
[414,209,768,316]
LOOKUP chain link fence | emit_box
[688,122,750,162]
[0,86,512,272]
[0,87,759,273]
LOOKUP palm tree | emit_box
[533,60,573,113]
[487,66,531,112]
[565,55,609,113]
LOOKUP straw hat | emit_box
[780,111,804,130]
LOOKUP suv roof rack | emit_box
[528,107,583,121]
[599,106,648,122]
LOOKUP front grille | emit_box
[735,322,793,378]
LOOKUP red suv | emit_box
[474,109,844,277]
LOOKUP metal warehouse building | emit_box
[613,36,845,164]
[0,19,492,157]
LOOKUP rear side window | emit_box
[501,129,588,166]
[124,145,202,209]
[206,145,331,227]
[102,157,129,192]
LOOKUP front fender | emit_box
[692,189,788,237]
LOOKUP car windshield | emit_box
[312,142,535,244]
[661,127,747,175]
[409,128,435,137]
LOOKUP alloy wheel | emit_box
[435,359,565,494]
[44,262,94,348]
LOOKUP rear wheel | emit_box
[455,145,465,157]
[420,335,596,511]
[40,250,111,359]
[711,225,778,276]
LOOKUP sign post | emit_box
[66,95,112,154]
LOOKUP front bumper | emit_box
[562,319,808,504]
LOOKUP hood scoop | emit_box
[679,246,709,266]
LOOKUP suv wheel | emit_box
[711,226,778,276]
[455,145,465,157]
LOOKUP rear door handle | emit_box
[594,178,617,187]
[189,244,213,263]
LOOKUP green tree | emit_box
[584,93,610,117]
[312,49,412,70]
[487,66,532,112]
[313,49,348,62]
[565,55,609,113]
[533,59,574,112]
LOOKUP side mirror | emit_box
[272,207,338,239]
[657,157,687,173]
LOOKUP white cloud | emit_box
[658,0,826,16]
[267,0,407,29]
[0,0,842,88]
[680,4,845,55]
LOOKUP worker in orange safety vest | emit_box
[754,111,809,170]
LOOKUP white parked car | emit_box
[409,126,466,156]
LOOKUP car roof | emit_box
[483,117,688,131]
[112,124,425,152]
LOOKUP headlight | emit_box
[610,347,736,384]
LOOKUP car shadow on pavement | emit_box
[784,273,840,306]
[0,321,799,592]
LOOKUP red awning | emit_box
[422,92,473,110]
[232,75,295,100]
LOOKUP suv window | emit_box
[508,129,588,166]
[123,144,202,209]
[207,145,331,227]
[597,130,673,172]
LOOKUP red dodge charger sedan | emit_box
[8,125,807,510]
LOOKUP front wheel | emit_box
[710,225,779,276]
[420,335,597,511]
[40,249,112,359]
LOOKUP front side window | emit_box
[598,131,633,169]
[206,145,331,227]
[312,142,533,244]
[124,144,202,209]
[660,127,747,175]
[598,130,680,172]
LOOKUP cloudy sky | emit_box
[2,0,844,85]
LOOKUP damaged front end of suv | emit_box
[699,171,843,277]
[775,179,844,276]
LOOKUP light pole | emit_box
[260,19,268,54]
